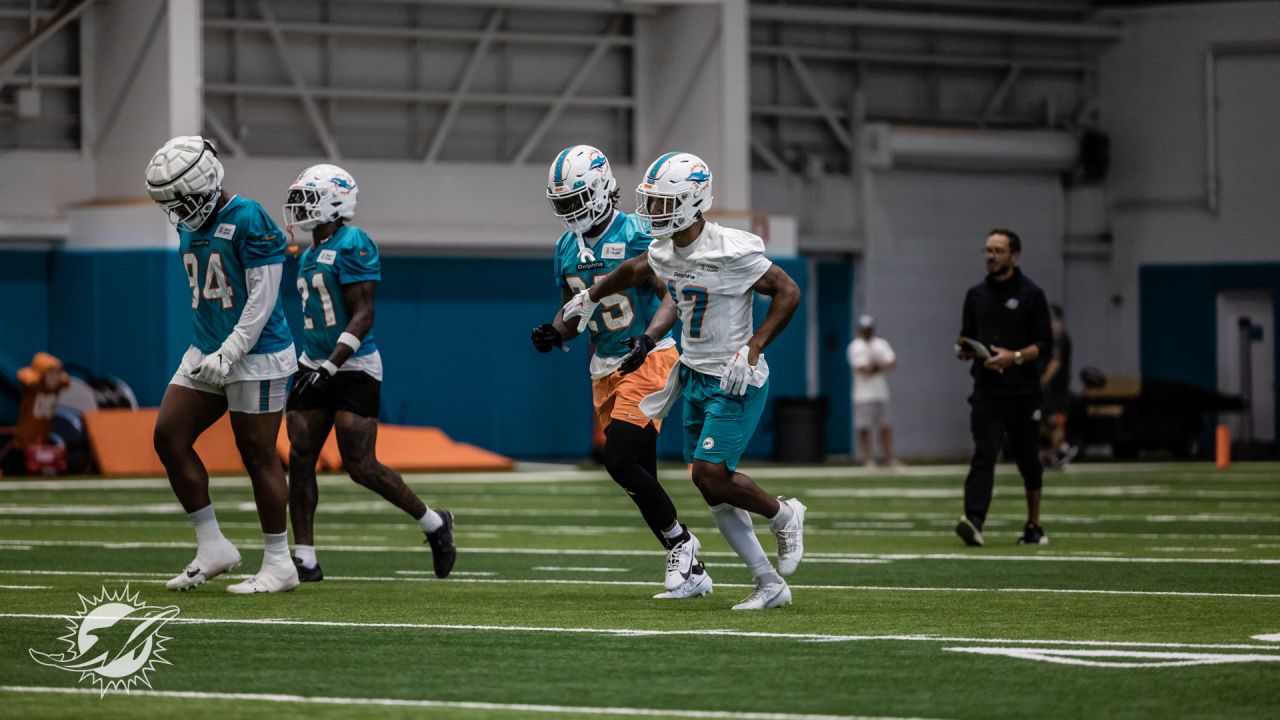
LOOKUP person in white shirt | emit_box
[847,315,898,467]
[563,152,806,611]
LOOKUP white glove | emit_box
[561,289,599,334]
[719,345,756,396]
[191,350,233,387]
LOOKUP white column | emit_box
[634,0,750,212]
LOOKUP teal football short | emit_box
[680,365,769,472]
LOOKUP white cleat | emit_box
[663,530,702,591]
[165,541,241,591]
[773,497,806,577]
[653,564,713,599]
[731,579,792,610]
[226,560,300,594]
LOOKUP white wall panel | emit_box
[863,169,1064,456]
[1100,2,1280,374]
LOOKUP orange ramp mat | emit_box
[275,424,513,472]
[86,408,512,477]
[84,408,246,477]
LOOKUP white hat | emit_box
[858,314,875,329]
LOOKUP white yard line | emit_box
[2,514,1278,532]
[2,538,1275,565]
[0,584,49,590]
[1,568,1278,599]
[0,686,925,720]
[532,566,631,573]
[942,647,1280,668]
[0,461,1273,493]
[2,613,1277,651]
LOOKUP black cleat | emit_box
[955,516,985,547]
[293,556,324,582]
[425,509,457,578]
[1017,522,1049,545]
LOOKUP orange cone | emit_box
[1215,425,1230,469]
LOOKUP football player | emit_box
[562,152,806,610]
[533,145,711,600]
[283,164,456,581]
[145,136,299,594]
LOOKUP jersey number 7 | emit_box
[669,282,708,338]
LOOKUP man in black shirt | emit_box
[955,229,1053,547]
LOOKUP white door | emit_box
[1217,290,1275,442]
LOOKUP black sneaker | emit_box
[425,509,457,578]
[1018,522,1049,545]
[293,556,324,582]
[955,516,985,547]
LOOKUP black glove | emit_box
[618,334,656,375]
[290,363,334,401]
[531,323,563,353]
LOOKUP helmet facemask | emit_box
[283,187,329,232]
[548,184,613,236]
[159,190,221,233]
[636,187,698,237]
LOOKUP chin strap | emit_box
[574,208,620,263]
[575,234,596,264]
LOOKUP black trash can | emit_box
[773,396,828,463]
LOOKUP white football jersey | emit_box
[647,222,772,385]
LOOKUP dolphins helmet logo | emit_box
[685,163,710,187]
[330,175,355,195]
[29,585,180,696]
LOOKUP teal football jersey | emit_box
[296,224,380,362]
[553,212,670,358]
[178,195,293,355]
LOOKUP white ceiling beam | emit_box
[751,4,1123,41]
[257,0,340,161]
[0,0,94,90]
[423,9,504,164]
[785,51,853,152]
[511,15,626,165]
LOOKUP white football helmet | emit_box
[283,164,358,232]
[145,136,225,232]
[635,152,713,237]
[546,145,617,235]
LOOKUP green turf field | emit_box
[1,462,1277,719]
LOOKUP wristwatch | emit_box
[1014,351,1024,366]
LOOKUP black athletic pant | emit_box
[963,392,1044,528]
[602,421,679,547]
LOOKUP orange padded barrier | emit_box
[274,424,343,471]
[85,408,246,477]
[85,408,513,477]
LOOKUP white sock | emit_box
[709,503,773,579]
[262,532,290,565]
[189,505,227,549]
[661,523,685,540]
[769,500,794,532]
[294,544,317,569]
[419,509,443,534]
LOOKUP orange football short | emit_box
[591,346,679,432]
